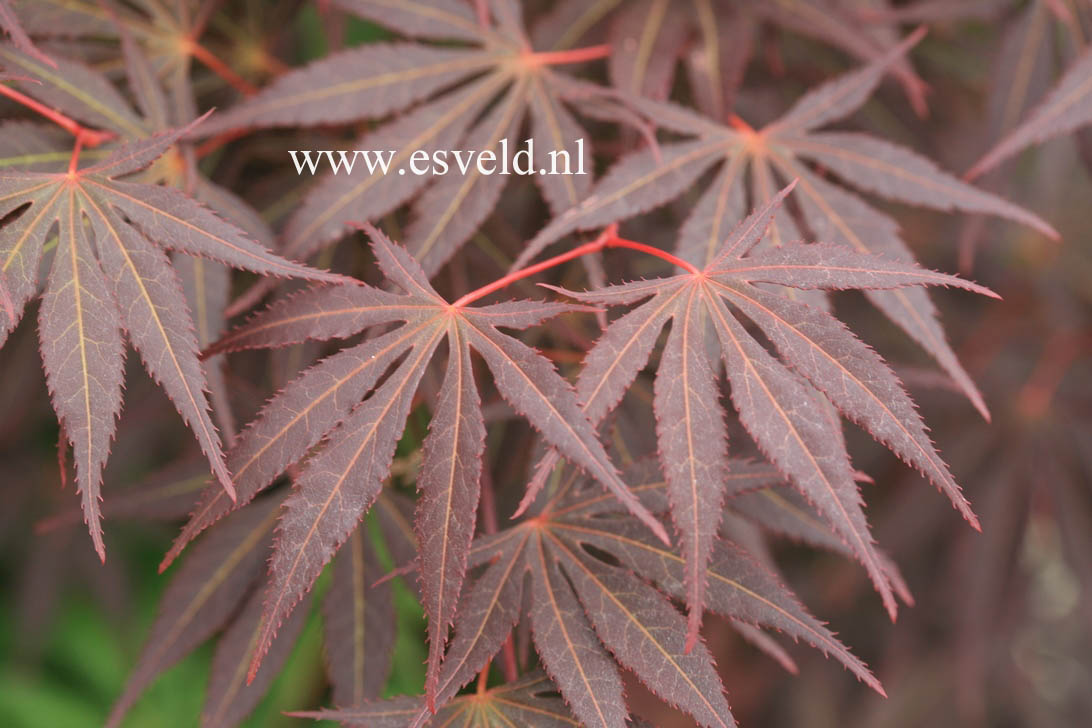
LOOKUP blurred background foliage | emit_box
[1,1,1090,727]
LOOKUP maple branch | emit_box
[609,236,702,275]
[0,83,115,146]
[452,225,699,308]
[452,238,606,308]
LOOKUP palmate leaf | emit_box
[516,28,1056,419]
[544,186,996,644]
[0,117,342,558]
[4,20,269,444]
[163,225,664,703]
[200,0,594,285]
[324,462,879,728]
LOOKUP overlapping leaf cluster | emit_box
[0,2,1066,728]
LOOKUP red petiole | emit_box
[0,83,115,148]
[451,224,700,309]
[67,129,87,175]
[521,44,611,68]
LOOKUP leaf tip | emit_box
[883,593,898,623]
[220,475,237,503]
[651,518,671,546]
[158,545,182,573]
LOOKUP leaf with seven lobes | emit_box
[169,225,663,702]
[0,118,341,558]
[516,28,1055,419]
[547,186,996,644]
[200,0,596,288]
[384,461,880,727]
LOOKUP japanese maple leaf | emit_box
[0,120,343,559]
[197,0,600,283]
[161,224,664,702]
[321,461,881,728]
[533,184,998,648]
[515,28,1056,420]
[1,20,279,442]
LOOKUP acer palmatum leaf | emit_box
[326,460,875,726]
[517,27,1053,418]
[655,283,731,650]
[171,225,662,695]
[0,116,343,557]
[211,0,601,303]
[36,197,124,560]
[548,185,996,638]
[514,182,795,516]
[967,47,1092,179]
[252,331,440,685]
[106,497,280,728]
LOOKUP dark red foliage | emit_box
[1,2,1088,728]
